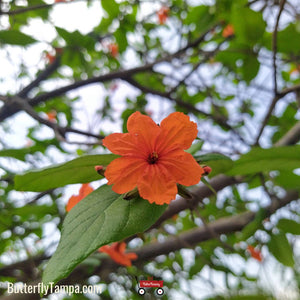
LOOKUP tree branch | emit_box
[278,83,300,97]
[17,57,61,98]
[274,120,300,146]
[125,77,238,134]
[0,3,55,16]
[150,175,240,230]
[0,24,218,122]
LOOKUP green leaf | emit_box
[263,24,300,55]
[277,219,300,235]
[42,184,167,285]
[189,256,205,277]
[14,154,118,192]
[238,208,266,241]
[201,177,217,195]
[231,5,266,45]
[9,204,57,222]
[241,55,260,83]
[56,27,95,50]
[274,171,300,190]
[101,0,119,19]
[114,28,128,52]
[0,148,29,161]
[226,146,300,176]
[268,232,295,267]
[0,30,37,46]
[195,153,233,176]
[186,140,204,155]
[186,5,215,33]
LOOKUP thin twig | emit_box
[193,208,235,252]
[278,83,300,98]
[9,96,104,141]
[0,3,52,15]
[272,0,286,95]
[17,57,61,98]
[0,0,84,16]
[254,0,287,145]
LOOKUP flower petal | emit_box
[126,252,138,261]
[157,112,198,151]
[138,164,177,205]
[161,150,203,186]
[105,157,147,194]
[117,242,126,253]
[127,111,161,152]
[66,195,80,212]
[99,242,137,266]
[103,133,147,158]
[79,183,94,198]
[66,184,94,212]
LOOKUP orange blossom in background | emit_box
[157,6,170,25]
[108,43,119,58]
[222,24,235,38]
[66,183,94,212]
[99,242,138,267]
[46,110,57,122]
[247,245,263,262]
[103,111,204,205]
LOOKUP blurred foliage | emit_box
[0,0,300,299]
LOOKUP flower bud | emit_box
[95,165,106,176]
[202,165,212,176]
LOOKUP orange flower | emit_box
[222,24,235,38]
[99,242,138,266]
[108,43,119,58]
[66,183,94,212]
[247,245,263,262]
[46,110,57,121]
[103,111,204,205]
[289,64,300,75]
[45,52,56,64]
[157,6,170,25]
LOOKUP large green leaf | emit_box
[42,184,167,285]
[268,232,295,267]
[0,30,37,46]
[226,146,300,176]
[14,154,118,192]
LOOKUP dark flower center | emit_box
[147,151,159,164]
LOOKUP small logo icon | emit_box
[136,276,164,296]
